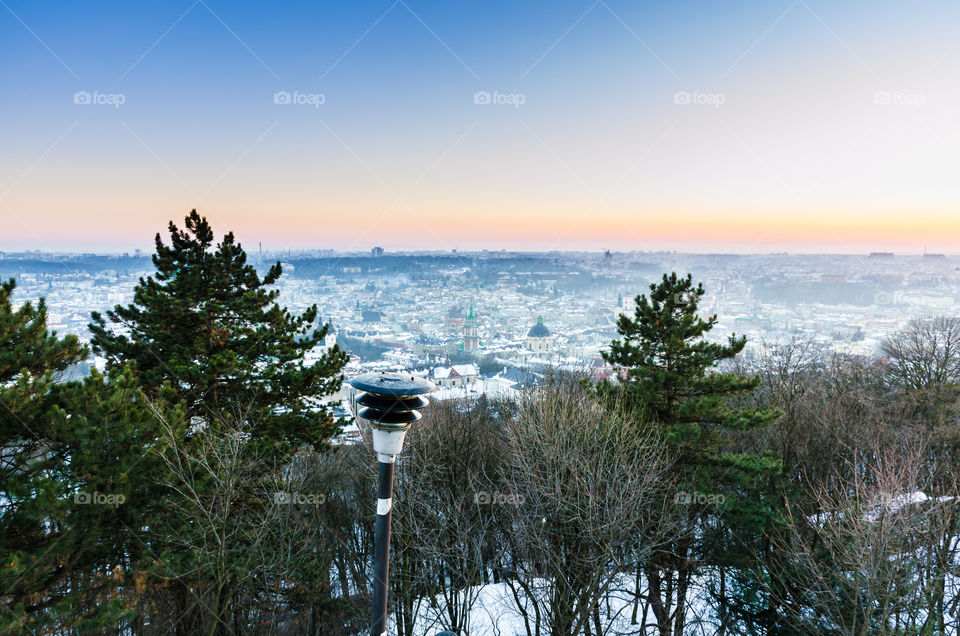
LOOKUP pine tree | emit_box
[0,279,175,632]
[601,272,781,636]
[0,278,83,384]
[88,211,350,630]
[1,277,83,630]
[604,272,779,467]
[89,209,349,452]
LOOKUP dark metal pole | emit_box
[371,460,395,636]
[349,372,435,636]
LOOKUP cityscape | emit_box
[4,0,960,633]
[6,246,959,389]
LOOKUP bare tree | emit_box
[142,408,370,635]
[389,397,509,636]
[772,443,960,635]
[499,377,672,636]
[881,316,960,390]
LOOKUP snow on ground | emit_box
[380,573,718,636]
[385,582,532,636]
[368,567,959,636]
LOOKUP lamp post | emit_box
[350,372,435,636]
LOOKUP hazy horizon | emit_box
[3,243,958,258]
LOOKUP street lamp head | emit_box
[349,372,435,462]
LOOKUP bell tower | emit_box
[463,304,478,352]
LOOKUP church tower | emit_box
[463,304,479,352]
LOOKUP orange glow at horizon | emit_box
[6,198,958,253]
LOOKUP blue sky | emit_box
[3,1,960,252]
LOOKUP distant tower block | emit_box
[371,246,384,257]
[464,304,479,352]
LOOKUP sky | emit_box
[2,0,959,253]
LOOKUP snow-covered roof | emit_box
[433,364,479,379]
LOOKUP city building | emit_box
[463,304,478,352]
[433,364,479,388]
[526,315,552,354]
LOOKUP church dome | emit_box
[527,315,551,338]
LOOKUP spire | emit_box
[537,315,543,325]
[467,304,475,320]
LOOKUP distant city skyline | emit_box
[3,0,960,252]
[3,246,958,258]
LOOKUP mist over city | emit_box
[5,247,958,380]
